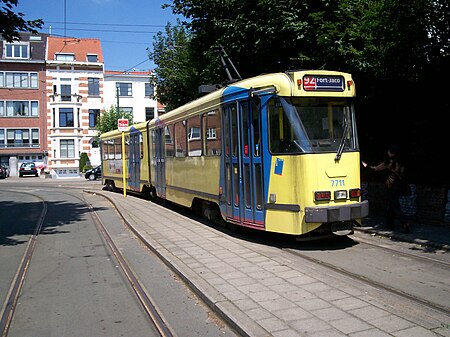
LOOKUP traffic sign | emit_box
[118,118,128,131]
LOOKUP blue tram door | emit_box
[223,100,264,228]
[153,127,166,198]
[128,128,141,191]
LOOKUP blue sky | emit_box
[18,0,183,71]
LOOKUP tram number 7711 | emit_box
[331,179,345,187]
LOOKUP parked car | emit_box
[85,165,102,181]
[0,165,9,179]
[19,162,38,177]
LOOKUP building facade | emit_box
[0,33,49,176]
[1,34,164,178]
[103,70,159,123]
[46,37,104,178]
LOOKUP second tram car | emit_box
[100,70,369,238]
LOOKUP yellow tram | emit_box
[100,70,368,238]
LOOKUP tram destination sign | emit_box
[303,75,345,92]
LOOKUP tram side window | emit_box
[102,140,108,160]
[164,126,174,157]
[174,121,187,157]
[114,138,122,159]
[241,103,249,157]
[151,130,156,158]
[107,139,115,159]
[125,135,130,159]
[252,101,261,157]
[187,115,202,156]
[231,105,238,156]
[202,110,221,156]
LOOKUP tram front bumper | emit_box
[304,200,369,223]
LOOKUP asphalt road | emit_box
[0,179,240,337]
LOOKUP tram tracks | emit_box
[82,194,176,337]
[0,192,47,337]
[350,233,450,268]
[0,188,176,337]
[283,239,450,316]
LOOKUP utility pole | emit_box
[116,86,120,119]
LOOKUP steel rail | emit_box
[83,196,176,337]
[350,233,450,268]
[0,192,47,337]
[283,247,450,315]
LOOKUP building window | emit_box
[32,129,39,146]
[61,84,71,101]
[87,54,98,62]
[116,82,132,96]
[120,107,133,115]
[55,53,75,61]
[89,109,100,128]
[2,101,38,117]
[5,44,29,59]
[0,128,39,148]
[0,72,38,89]
[2,72,38,88]
[206,128,217,139]
[145,83,154,97]
[188,127,201,141]
[59,108,74,127]
[88,78,100,96]
[145,107,154,121]
[60,139,75,158]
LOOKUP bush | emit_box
[79,152,89,172]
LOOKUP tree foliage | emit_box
[148,20,199,111]
[95,106,134,136]
[154,0,448,107]
[1,0,43,41]
[152,0,449,183]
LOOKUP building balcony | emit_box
[49,94,83,105]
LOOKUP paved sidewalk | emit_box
[88,189,450,337]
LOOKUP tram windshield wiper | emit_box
[335,118,349,161]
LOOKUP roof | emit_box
[46,36,104,63]
[105,70,152,76]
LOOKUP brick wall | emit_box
[363,182,450,227]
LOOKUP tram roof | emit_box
[149,72,296,126]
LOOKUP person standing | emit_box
[363,145,411,233]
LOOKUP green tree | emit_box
[79,152,90,172]
[157,0,448,106]
[1,0,43,41]
[95,106,133,136]
[148,20,199,111]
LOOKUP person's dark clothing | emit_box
[371,152,410,233]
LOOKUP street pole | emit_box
[122,131,126,197]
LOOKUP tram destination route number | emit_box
[303,75,345,92]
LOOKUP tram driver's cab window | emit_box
[268,97,356,154]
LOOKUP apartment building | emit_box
[103,70,160,123]
[46,37,104,178]
[0,33,48,176]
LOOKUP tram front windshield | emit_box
[268,97,359,154]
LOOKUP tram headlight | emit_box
[334,190,347,200]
